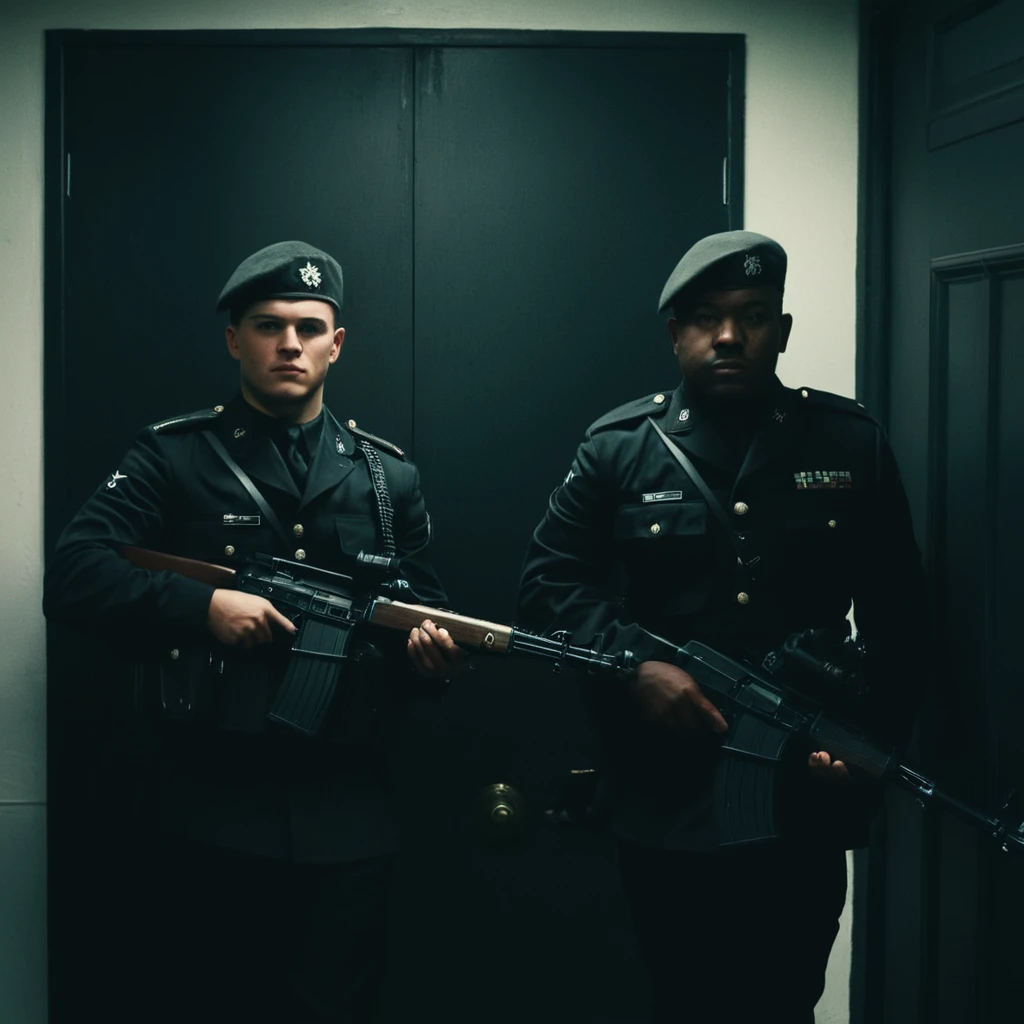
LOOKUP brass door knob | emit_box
[479,783,526,842]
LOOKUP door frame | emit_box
[853,3,1024,1021]
[43,25,746,1021]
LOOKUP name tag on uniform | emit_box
[223,514,261,526]
[642,491,684,503]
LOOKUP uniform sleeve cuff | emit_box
[163,574,218,635]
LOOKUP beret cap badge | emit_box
[299,262,322,289]
[657,230,787,313]
[215,240,343,313]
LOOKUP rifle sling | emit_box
[202,431,293,549]
[646,416,756,568]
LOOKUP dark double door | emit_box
[46,31,742,1023]
[865,2,1024,1021]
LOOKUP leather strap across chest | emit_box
[202,431,293,548]
[646,416,760,571]
[202,430,396,558]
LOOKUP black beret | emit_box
[658,230,787,313]
[216,240,343,314]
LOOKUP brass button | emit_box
[347,419,357,428]
[213,404,224,413]
[733,501,749,516]
[800,389,809,399]
[294,549,307,561]
[650,523,661,535]
[653,394,666,405]
[293,524,304,538]
[170,648,180,660]
[224,545,235,557]
[737,592,750,605]
[828,520,837,529]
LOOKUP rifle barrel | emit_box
[891,765,1024,852]
[509,630,623,672]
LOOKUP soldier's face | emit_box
[668,287,792,404]
[225,298,343,414]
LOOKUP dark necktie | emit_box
[283,424,309,489]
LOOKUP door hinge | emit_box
[66,153,71,198]
[722,156,729,206]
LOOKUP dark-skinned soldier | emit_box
[44,241,464,1023]
[518,231,925,1023]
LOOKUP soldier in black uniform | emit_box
[43,241,463,1022]
[518,231,925,1023]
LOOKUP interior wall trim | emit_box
[853,4,897,1021]
[926,0,1024,151]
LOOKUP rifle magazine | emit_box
[714,753,780,846]
[266,619,355,736]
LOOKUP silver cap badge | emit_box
[299,262,322,289]
[744,254,762,276]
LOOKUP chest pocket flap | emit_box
[782,492,854,537]
[614,500,707,540]
[335,513,380,557]
[185,516,273,563]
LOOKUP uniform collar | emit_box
[735,379,806,482]
[663,377,800,479]
[216,396,356,506]
[298,407,356,511]
[214,396,298,498]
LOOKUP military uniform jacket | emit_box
[518,379,926,850]
[44,395,448,863]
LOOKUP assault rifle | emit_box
[122,547,633,736]
[123,546,1024,854]
[673,638,1024,853]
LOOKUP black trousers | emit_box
[618,841,848,1024]
[120,835,394,1023]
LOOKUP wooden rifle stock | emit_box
[368,598,514,652]
[118,544,623,736]
[121,545,515,652]
[121,545,237,589]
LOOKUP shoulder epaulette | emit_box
[588,391,674,434]
[793,387,879,424]
[151,406,224,434]
[345,419,405,459]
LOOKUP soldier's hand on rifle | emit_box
[633,660,729,737]
[207,588,298,649]
[407,618,467,681]
[808,750,852,784]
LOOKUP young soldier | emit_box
[45,240,462,1022]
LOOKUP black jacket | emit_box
[518,379,926,850]
[44,395,447,862]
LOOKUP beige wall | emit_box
[0,1,860,1019]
